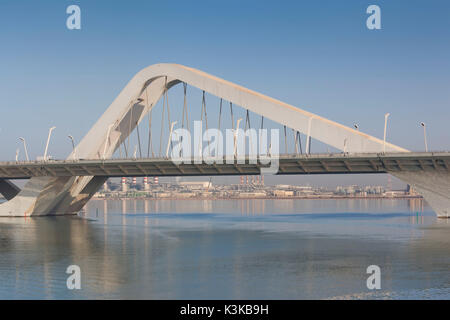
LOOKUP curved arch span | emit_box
[76,63,408,160]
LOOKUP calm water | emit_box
[0,198,449,299]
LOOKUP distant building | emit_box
[384,190,406,197]
[275,184,292,190]
[178,181,211,190]
[238,192,266,198]
[273,190,294,197]
[121,177,128,192]
[406,184,418,195]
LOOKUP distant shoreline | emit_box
[92,194,423,201]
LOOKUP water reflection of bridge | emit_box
[89,197,431,218]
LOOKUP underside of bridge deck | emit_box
[0,152,449,179]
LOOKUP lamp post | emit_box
[420,122,428,152]
[44,126,56,161]
[68,135,77,160]
[19,137,29,161]
[133,145,138,159]
[354,123,359,131]
[306,117,313,155]
[383,113,390,153]
[166,121,177,158]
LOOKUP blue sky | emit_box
[0,0,449,186]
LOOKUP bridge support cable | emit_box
[181,83,190,131]
[244,109,254,157]
[145,86,154,158]
[159,91,166,156]
[259,115,264,156]
[305,117,312,155]
[218,98,223,131]
[159,77,168,157]
[296,131,303,155]
[217,98,223,155]
[147,107,154,158]
[179,82,189,158]
[299,132,303,155]
[136,121,143,159]
[229,102,236,159]
[308,136,312,154]
[127,101,134,156]
[200,91,211,156]
[165,79,173,155]
[123,141,128,158]
[293,129,298,155]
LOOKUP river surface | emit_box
[0,198,448,299]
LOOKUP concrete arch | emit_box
[0,63,408,217]
[75,63,408,161]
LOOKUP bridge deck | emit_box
[0,152,449,179]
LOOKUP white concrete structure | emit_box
[0,63,448,217]
[179,181,212,190]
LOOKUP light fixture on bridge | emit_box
[166,121,178,158]
[18,137,29,161]
[43,126,56,161]
[353,124,359,131]
[420,122,428,152]
[68,135,77,160]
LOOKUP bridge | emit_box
[0,63,449,217]
[1,152,449,178]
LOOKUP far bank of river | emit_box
[92,194,422,201]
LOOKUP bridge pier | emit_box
[391,171,450,218]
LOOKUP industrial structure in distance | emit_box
[93,176,419,201]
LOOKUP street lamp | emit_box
[420,122,428,152]
[383,113,390,153]
[68,135,77,160]
[133,145,138,159]
[19,137,29,161]
[354,123,359,131]
[166,121,177,158]
[44,126,56,161]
